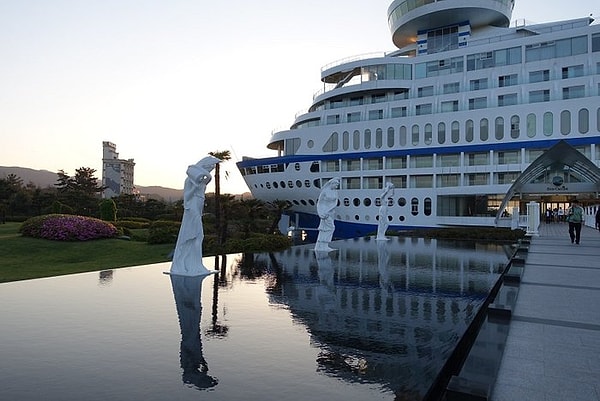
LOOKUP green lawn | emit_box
[0,223,173,283]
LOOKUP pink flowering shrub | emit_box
[20,214,118,241]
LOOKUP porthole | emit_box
[292,200,299,205]
[314,179,321,189]
[304,180,311,188]
[365,215,370,221]
[280,181,286,188]
[294,163,301,171]
[273,182,278,188]
[398,197,407,207]
[308,199,315,206]
[307,140,314,149]
[364,198,372,207]
[296,180,302,188]
[387,215,393,222]
[353,198,361,207]
[300,200,307,206]
[344,198,350,206]
[287,181,293,188]
[375,198,381,207]
[399,216,405,222]
[354,215,360,221]
[266,182,271,189]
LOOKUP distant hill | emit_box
[0,166,251,202]
[1,166,183,201]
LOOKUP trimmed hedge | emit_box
[20,214,118,241]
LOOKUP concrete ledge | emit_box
[488,303,512,320]
[446,376,490,401]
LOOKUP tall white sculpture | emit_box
[376,182,395,241]
[170,155,221,276]
[314,178,340,252]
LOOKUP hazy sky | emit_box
[1,0,597,194]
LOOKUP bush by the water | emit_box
[147,220,181,244]
[20,214,118,241]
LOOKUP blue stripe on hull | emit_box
[288,211,434,240]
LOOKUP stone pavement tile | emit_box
[520,266,600,289]
[513,286,600,325]
[491,382,541,401]
[541,376,599,401]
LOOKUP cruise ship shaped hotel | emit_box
[237,0,600,239]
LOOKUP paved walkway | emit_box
[491,222,600,401]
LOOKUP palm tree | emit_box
[267,199,291,234]
[209,150,231,246]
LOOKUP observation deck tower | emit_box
[387,0,515,53]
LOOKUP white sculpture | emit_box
[314,178,340,252]
[376,182,395,240]
[170,155,221,276]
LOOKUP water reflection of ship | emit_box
[170,274,218,390]
[256,237,509,399]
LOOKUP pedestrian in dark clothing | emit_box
[595,208,600,232]
[567,200,584,244]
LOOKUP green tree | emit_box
[99,198,117,222]
[209,150,231,246]
[267,199,291,234]
[55,168,105,216]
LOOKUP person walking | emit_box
[595,207,600,232]
[566,200,585,244]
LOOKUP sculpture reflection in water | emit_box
[170,274,218,390]
[170,155,221,276]
[314,177,340,253]
[256,237,509,400]
[376,182,394,241]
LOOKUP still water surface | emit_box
[0,237,509,401]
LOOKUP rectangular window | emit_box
[563,85,585,99]
[467,46,521,71]
[495,172,520,185]
[498,93,518,107]
[438,154,460,167]
[529,69,550,83]
[443,82,460,94]
[418,86,434,97]
[411,175,434,188]
[326,114,340,125]
[389,175,407,188]
[562,65,584,79]
[347,112,361,123]
[470,78,488,90]
[341,159,361,171]
[529,89,550,103]
[391,106,407,118]
[362,176,382,190]
[497,151,520,164]
[437,174,461,187]
[411,155,433,168]
[416,103,432,115]
[349,97,363,106]
[343,177,361,189]
[363,158,383,170]
[368,109,384,120]
[469,97,487,110]
[386,156,407,169]
[323,161,339,172]
[467,173,489,186]
[526,36,588,62]
[593,33,600,52]
[441,100,459,113]
[372,94,386,103]
[498,74,518,87]
[468,153,489,166]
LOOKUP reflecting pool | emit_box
[0,237,509,401]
